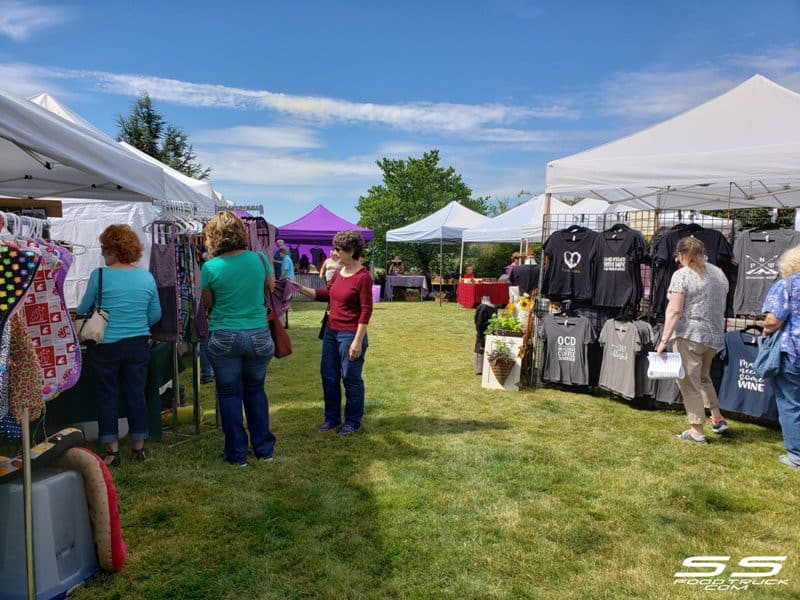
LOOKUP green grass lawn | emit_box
[71,301,800,599]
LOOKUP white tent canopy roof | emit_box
[29,93,215,215]
[463,194,570,242]
[0,87,168,202]
[546,74,800,211]
[386,201,490,243]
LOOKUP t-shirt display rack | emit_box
[147,214,214,442]
[529,207,797,424]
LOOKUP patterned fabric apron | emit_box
[19,241,80,400]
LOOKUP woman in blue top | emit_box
[201,211,276,466]
[77,225,161,466]
[762,243,800,471]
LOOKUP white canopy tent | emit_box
[386,201,489,292]
[0,87,168,203]
[462,194,570,243]
[386,201,489,243]
[29,93,215,215]
[546,75,800,212]
[1,90,211,306]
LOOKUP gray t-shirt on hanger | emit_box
[538,314,594,386]
[732,228,800,315]
[598,319,642,400]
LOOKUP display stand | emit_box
[481,335,524,391]
[1,206,60,600]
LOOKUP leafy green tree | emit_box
[356,150,488,275]
[117,93,211,180]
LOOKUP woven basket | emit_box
[489,359,515,384]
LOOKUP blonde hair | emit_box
[778,243,800,278]
[204,211,247,257]
[675,236,707,273]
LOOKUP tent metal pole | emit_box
[439,237,443,300]
[22,406,35,600]
[458,240,464,279]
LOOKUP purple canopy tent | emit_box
[277,204,374,271]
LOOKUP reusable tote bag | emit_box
[74,268,108,344]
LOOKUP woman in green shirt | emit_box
[200,212,276,466]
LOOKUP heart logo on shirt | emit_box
[563,251,582,270]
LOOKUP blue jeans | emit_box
[207,327,275,464]
[199,336,214,380]
[775,354,800,465]
[89,336,150,445]
[320,328,368,427]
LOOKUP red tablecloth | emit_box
[456,282,509,308]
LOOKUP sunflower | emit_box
[506,302,516,314]
[518,297,532,311]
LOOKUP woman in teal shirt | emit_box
[201,211,276,466]
[77,224,161,467]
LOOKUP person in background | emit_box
[657,237,730,443]
[273,239,286,274]
[297,230,373,436]
[463,264,475,279]
[201,211,276,466]
[506,252,522,277]
[299,254,310,273]
[509,254,541,296]
[77,225,161,466]
[320,247,341,283]
[388,256,405,275]
[279,246,295,280]
[762,244,800,471]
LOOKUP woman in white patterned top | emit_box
[657,236,730,444]
[320,248,341,283]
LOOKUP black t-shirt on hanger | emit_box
[591,225,647,308]
[651,224,734,317]
[542,227,599,301]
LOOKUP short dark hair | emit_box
[332,230,365,260]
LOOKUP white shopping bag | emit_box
[647,352,685,379]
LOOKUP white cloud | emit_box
[199,147,378,186]
[601,68,738,119]
[0,62,73,97]
[193,125,323,150]
[600,46,800,120]
[0,63,580,135]
[0,1,71,41]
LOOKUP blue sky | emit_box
[2,0,800,225]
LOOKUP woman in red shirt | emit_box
[297,230,373,435]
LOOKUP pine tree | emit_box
[117,93,211,180]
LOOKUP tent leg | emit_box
[22,407,35,600]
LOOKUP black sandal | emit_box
[104,450,120,467]
[132,448,147,462]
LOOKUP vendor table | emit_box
[457,281,510,308]
[44,341,183,442]
[385,275,428,300]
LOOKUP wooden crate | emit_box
[404,289,421,302]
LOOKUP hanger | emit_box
[604,222,630,239]
[741,324,764,335]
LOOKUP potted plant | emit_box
[484,312,523,337]
[486,340,516,384]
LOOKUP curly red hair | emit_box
[99,224,143,264]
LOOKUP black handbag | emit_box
[318,311,328,340]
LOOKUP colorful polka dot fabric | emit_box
[0,241,41,347]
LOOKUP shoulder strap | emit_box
[97,268,104,309]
